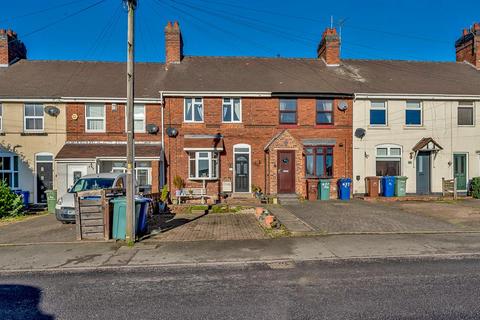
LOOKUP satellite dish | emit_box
[166,127,178,137]
[337,101,348,111]
[44,105,60,117]
[146,124,159,134]
[355,128,366,139]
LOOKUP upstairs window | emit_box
[316,99,333,124]
[405,101,422,126]
[222,98,241,123]
[279,99,297,124]
[184,98,203,122]
[188,151,219,180]
[458,102,474,126]
[370,101,387,126]
[125,104,146,132]
[85,104,105,132]
[24,104,44,132]
[305,146,333,178]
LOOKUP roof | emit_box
[412,137,444,152]
[0,60,166,99]
[55,143,162,159]
[1,56,480,98]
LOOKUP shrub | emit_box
[160,185,169,202]
[471,177,480,199]
[173,176,185,190]
[0,181,24,218]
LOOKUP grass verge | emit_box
[0,211,49,226]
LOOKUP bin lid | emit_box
[110,196,126,203]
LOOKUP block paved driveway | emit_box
[283,199,480,234]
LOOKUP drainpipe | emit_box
[160,91,165,152]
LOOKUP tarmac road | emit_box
[1,256,480,320]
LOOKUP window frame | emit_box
[375,144,402,176]
[184,98,204,123]
[0,154,19,189]
[405,101,423,126]
[188,151,219,180]
[85,103,106,133]
[316,99,334,125]
[279,98,298,125]
[110,161,152,187]
[24,103,45,132]
[124,104,146,133]
[222,98,242,123]
[369,100,388,127]
[304,146,334,178]
[457,101,475,127]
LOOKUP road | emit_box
[1,257,480,319]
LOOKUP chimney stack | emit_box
[0,29,27,67]
[165,21,183,66]
[317,27,340,66]
[455,22,480,69]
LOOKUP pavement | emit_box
[2,233,480,272]
[281,198,480,234]
[2,257,480,319]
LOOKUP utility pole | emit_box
[125,0,137,244]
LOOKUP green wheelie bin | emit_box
[394,176,408,197]
[318,179,331,201]
[46,190,57,214]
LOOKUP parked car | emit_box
[55,173,127,224]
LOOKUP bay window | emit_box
[0,155,19,189]
[305,146,333,178]
[188,151,219,180]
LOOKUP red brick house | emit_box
[161,22,357,201]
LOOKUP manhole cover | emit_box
[266,260,296,269]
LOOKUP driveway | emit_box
[0,214,76,245]
[283,199,480,234]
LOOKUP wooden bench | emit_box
[178,188,210,204]
[442,177,457,200]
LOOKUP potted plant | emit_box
[173,176,185,202]
[251,184,263,199]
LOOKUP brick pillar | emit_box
[317,28,340,66]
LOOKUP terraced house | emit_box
[1,20,480,205]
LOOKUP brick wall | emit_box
[165,21,182,65]
[0,29,26,66]
[456,23,480,69]
[164,96,353,200]
[317,28,340,66]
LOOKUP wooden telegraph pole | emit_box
[125,0,137,244]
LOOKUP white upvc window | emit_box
[458,101,475,126]
[125,104,146,132]
[24,103,44,132]
[375,144,402,176]
[222,98,242,123]
[110,161,152,187]
[369,100,387,126]
[184,98,203,122]
[85,104,106,132]
[0,154,19,189]
[405,101,422,126]
[0,104,3,132]
[188,151,219,180]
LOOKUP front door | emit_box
[454,153,468,191]
[416,151,431,194]
[234,154,249,192]
[36,162,53,203]
[277,150,295,194]
[68,165,88,189]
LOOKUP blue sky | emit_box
[1,0,478,62]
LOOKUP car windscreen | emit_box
[71,178,115,192]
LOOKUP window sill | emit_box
[457,125,476,128]
[21,132,48,136]
[188,178,219,181]
[367,125,390,130]
[403,125,426,130]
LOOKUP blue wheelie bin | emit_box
[338,178,352,200]
[381,176,395,197]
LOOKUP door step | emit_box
[277,194,300,205]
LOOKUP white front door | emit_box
[67,165,88,189]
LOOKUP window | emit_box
[184,98,203,122]
[0,104,2,131]
[316,100,333,124]
[222,98,241,122]
[375,145,402,176]
[279,99,297,124]
[24,104,44,131]
[85,104,105,132]
[0,155,19,189]
[458,102,474,126]
[188,151,219,180]
[370,101,387,126]
[107,161,152,188]
[405,101,422,126]
[305,146,333,178]
[125,104,146,132]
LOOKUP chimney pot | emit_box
[165,20,183,66]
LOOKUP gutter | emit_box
[354,93,480,100]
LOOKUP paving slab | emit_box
[266,205,315,233]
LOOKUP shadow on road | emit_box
[0,284,54,320]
